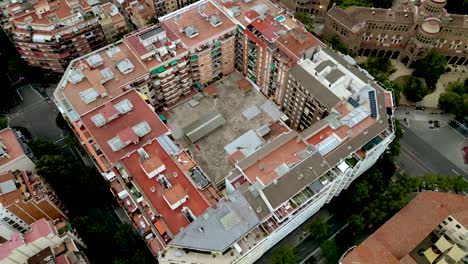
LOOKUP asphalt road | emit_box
[397,124,466,177]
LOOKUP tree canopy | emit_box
[326,35,353,56]
[331,0,392,9]
[32,138,155,263]
[360,57,395,83]
[403,76,430,102]
[294,12,314,33]
[413,51,447,89]
[320,240,339,263]
[271,247,300,264]
[0,118,7,130]
[308,217,329,240]
[438,79,468,118]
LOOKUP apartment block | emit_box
[160,1,237,85]
[123,24,191,108]
[215,0,323,105]
[159,47,395,264]
[126,0,156,29]
[341,192,468,264]
[2,0,108,72]
[0,128,35,174]
[0,218,88,264]
[53,0,396,262]
[94,3,128,42]
[0,170,67,240]
[323,0,468,66]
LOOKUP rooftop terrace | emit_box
[0,128,27,170]
[167,71,288,184]
[60,42,148,116]
[121,139,211,235]
[80,90,169,165]
[160,0,237,49]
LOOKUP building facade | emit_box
[0,170,67,241]
[282,0,328,20]
[0,218,88,264]
[2,0,108,72]
[94,3,128,43]
[0,128,35,175]
[323,0,468,66]
[53,0,395,263]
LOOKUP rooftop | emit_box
[124,24,188,70]
[214,0,284,28]
[167,72,286,184]
[160,0,237,49]
[0,219,56,261]
[11,0,92,29]
[80,90,169,165]
[342,192,468,264]
[169,190,260,252]
[0,128,27,170]
[60,42,148,116]
[121,139,210,235]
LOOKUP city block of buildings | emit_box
[0,128,89,264]
[341,192,468,264]
[53,0,396,263]
[0,0,128,72]
[323,0,468,66]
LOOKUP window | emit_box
[450,40,462,50]
[377,34,388,43]
[392,35,402,44]
[447,217,453,222]
[443,220,447,225]
[456,224,461,229]
[435,39,446,48]
[363,33,372,42]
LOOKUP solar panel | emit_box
[347,97,359,108]
[368,90,378,118]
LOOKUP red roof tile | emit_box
[121,140,210,235]
[81,90,169,165]
[0,128,27,169]
[342,192,468,264]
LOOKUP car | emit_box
[429,120,433,124]
[415,106,425,110]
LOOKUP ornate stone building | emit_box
[323,0,468,66]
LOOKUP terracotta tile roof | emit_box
[342,192,468,264]
[163,183,187,205]
[121,140,210,235]
[141,155,164,174]
[81,90,169,165]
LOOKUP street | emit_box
[7,85,65,143]
[398,127,465,177]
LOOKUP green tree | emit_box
[413,51,447,89]
[320,240,339,263]
[294,12,314,33]
[403,76,429,102]
[327,35,353,56]
[271,247,300,264]
[387,120,403,158]
[361,57,395,83]
[308,217,329,240]
[147,16,159,25]
[438,80,468,118]
[348,214,365,234]
[30,138,62,159]
[0,118,8,130]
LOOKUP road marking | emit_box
[451,169,461,175]
[400,145,436,174]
